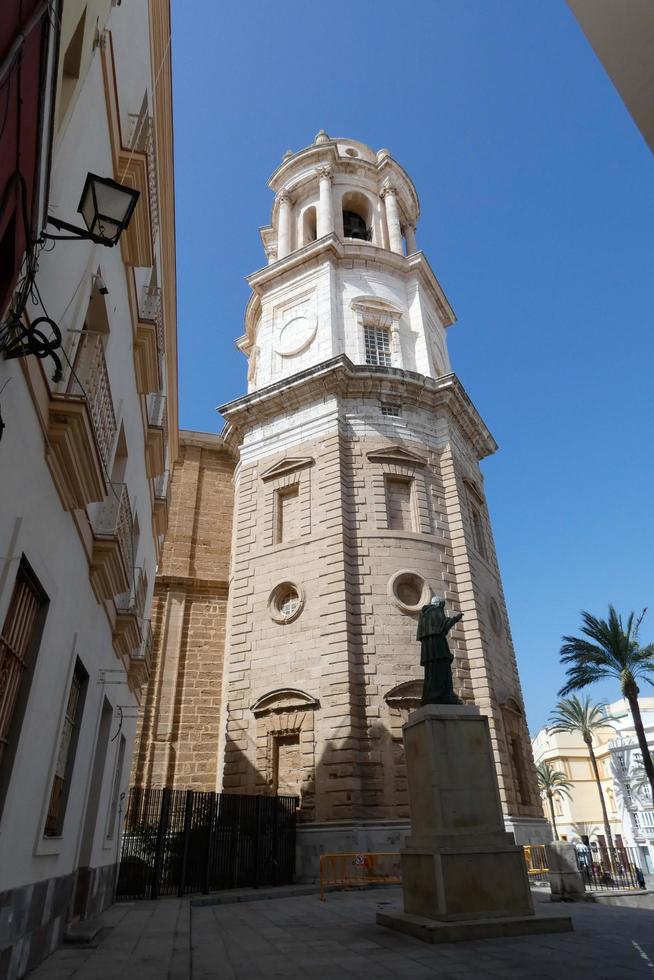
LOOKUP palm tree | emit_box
[548,696,615,854]
[536,762,573,840]
[559,606,654,803]
[571,821,599,842]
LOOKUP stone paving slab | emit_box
[26,887,654,979]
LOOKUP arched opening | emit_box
[341,191,372,242]
[301,206,317,245]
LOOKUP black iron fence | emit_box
[116,787,297,900]
[575,844,646,891]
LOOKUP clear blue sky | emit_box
[171,0,653,734]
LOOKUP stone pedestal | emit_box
[377,704,572,942]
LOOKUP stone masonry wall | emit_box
[131,433,235,790]
[221,405,541,825]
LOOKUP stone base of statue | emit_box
[376,704,572,943]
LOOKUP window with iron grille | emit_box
[0,559,48,815]
[380,403,400,417]
[44,660,87,837]
[364,326,391,367]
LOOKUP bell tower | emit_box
[219,131,546,871]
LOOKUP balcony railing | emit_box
[66,331,117,472]
[94,483,134,589]
[128,109,159,240]
[138,283,164,357]
[132,620,153,673]
[147,393,167,432]
[116,565,148,622]
[154,469,170,504]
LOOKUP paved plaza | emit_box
[24,887,654,980]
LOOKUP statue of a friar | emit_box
[417,596,464,705]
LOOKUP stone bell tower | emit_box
[218,131,546,871]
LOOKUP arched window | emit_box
[302,206,317,245]
[341,191,372,242]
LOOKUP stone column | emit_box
[382,186,404,254]
[405,222,417,254]
[277,193,292,259]
[390,316,402,368]
[317,167,334,238]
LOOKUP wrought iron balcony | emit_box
[47,331,116,509]
[70,331,117,471]
[114,566,148,660]
[90,482,134,600]
[129,619,154,687]
[153,470,170,537]
[145,393,167,477]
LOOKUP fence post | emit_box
[151,787,171,901]
[253,795,261,889]
[178,790,194,898]
[271,797,278,887]
[202,794,217,894]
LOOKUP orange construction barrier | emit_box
[319,851,401,900]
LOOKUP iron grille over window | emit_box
[380,403,400,417]
[0,562,46,774]
[364,326,391,367]
[45,661,87,837]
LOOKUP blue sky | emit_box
[171,0,653,733]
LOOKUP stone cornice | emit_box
[240,234,455,355]
[179,429,237,457]
[218,356,497,461]
[156,574,229,595]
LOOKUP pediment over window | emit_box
[501,696,523,717]
[367,445,427,467]
[251,688,320,717]
[261,456,315,481]
[384,679,422,708]
[351,295,403,317]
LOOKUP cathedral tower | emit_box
[218,131,546,868]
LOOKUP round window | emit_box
[489,598,503,637]
[345,147,358,157]
[269,582,305,624]
[388,570,431,614]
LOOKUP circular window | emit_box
[388,570,431,614]
[269,582,305,624]
[345,147,358,157]
[488,598,503,637]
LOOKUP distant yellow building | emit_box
[532,697,654,873]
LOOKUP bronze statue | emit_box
[417,596,463,705]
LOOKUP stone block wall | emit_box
[131,432,235,790]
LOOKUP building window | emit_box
[0,560,48,809]
[364,325,391,367]
[510,735,530,806]
[380,403,400,417]
[106,735,126,841]
[58,6,87,125]
[268,581,305,624]
[385,475,415,532]
[44,660,88,837]
[275,483,300,544]
[470,503,487,559]
[273,733,301,797]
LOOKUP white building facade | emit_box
[532,697,654,873]
[0,3,176,976]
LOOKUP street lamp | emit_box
[46,173,140,246]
